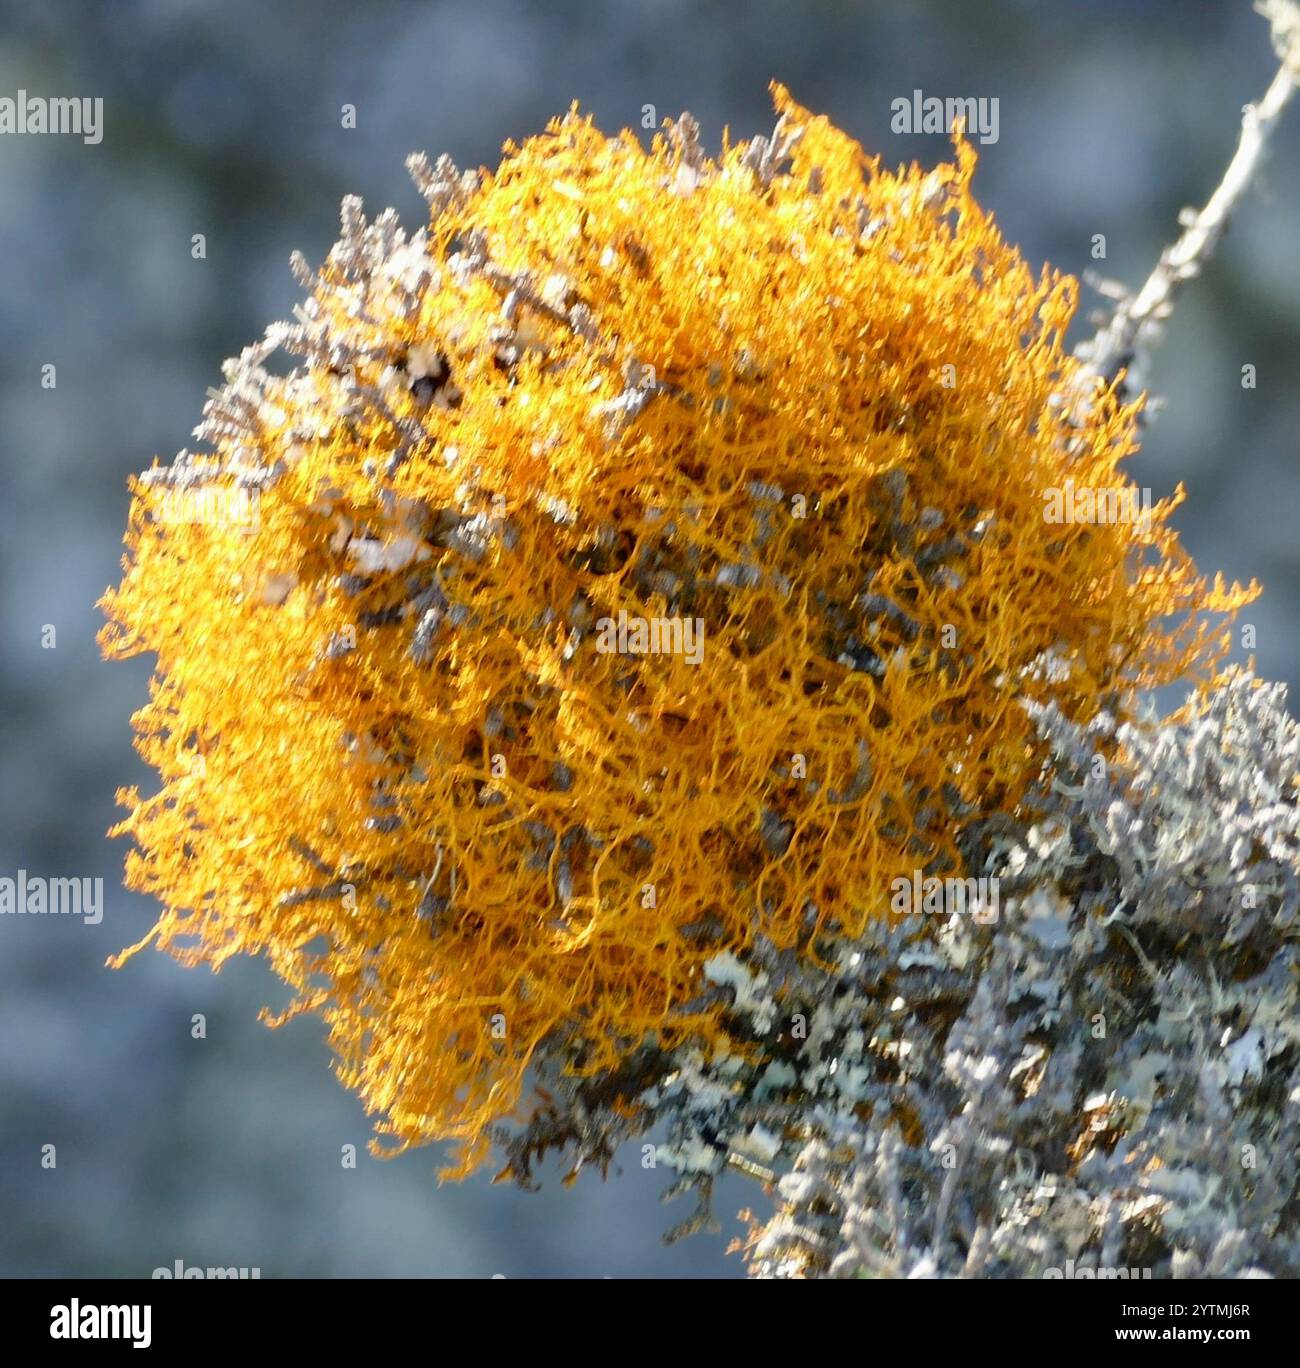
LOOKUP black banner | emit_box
[0,1275,1285,1354]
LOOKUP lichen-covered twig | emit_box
[98,29,1293,1279]
[1072,0,1300,405]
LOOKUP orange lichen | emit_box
[99,86,1255,1176]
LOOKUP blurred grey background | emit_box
[1,0,1296,1278]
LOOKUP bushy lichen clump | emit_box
[101,89,1251,1176]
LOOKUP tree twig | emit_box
[1071,0,1300,408]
